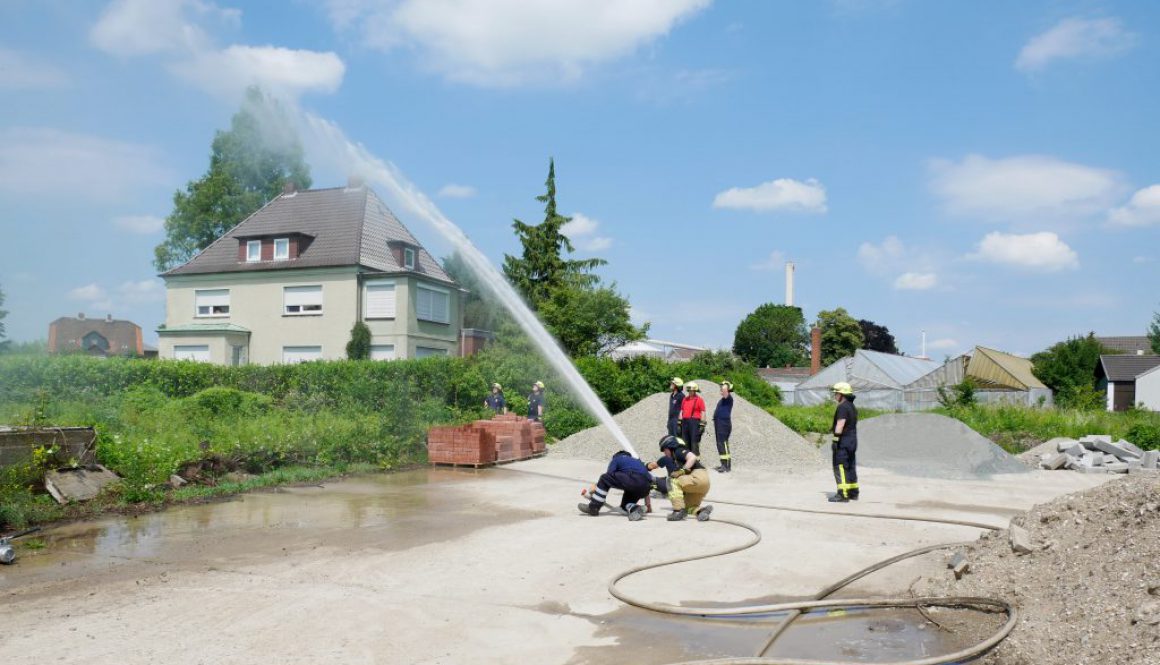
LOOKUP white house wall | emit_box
[1138,368,1160,411]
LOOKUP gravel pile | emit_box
[859,413,1029,479]
[918,475,1160,665]
[549,379,826,472]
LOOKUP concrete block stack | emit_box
[1037,434,1158,475]
[427,414,546,466]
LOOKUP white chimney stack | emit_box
[785,261,795,307]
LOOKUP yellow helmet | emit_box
[721,380,733,391]
[685,382,699,393]
[533,381,545,390]
[831,381,854,396]
[492,382,502,391]
[670,377,684,388]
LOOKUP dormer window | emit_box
[404,247,416,270]
[274,238,290,261]
[246,240,261,262]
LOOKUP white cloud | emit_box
[930,154,1124,222]
[69,284,107,302]
[1134,256,1154,264]
[713,178,827,214]
[173,45,345,98]
[635,67,734,105]
[118,279,166,303]
[562,212,613,252]
[749,250,787,271]
[894,272,938,290]
[0,128,173,202]
[857,236,904,273]
[1016,17,1137,73]
[1108,184,1160,227]
[437,183,477,199]
[323,0,711,86]
[90,0,238,56]
[927,338,958,351]
[0,48,70,90]
[968,231,1079,272]
[113,214,165,234]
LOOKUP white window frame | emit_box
[403,247,416,270]
[194,289,230,318]
[370,344,396,361]
[246,240,261,262]
[364,280,397,319]
[282,346,322,364]
[415,346,448,358]
[284,285,323,316]
[274,238,290,261]
[415,283,450,324]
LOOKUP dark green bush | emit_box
[1126,422,1160,451]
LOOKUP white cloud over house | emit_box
[1108,184,1160,227]
[322,0,711,87]
[713,178,827,214]
[1016,17,1137,73]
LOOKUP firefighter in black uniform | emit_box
[666,377,685,436]
[484,383,506,414]
[829,381,859,502]
[649,435,713,521]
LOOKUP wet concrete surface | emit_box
[3,468,535,595]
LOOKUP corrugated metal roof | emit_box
[968,347,1046,390]
[164,187,454,284]
[1099,354,1160,382]
[795,350,937,390]
[858,350,940,386]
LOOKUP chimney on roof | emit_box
[810,326,822,375]
[282,181,297,195]
[78,312,85,320]
[347,175,365,189]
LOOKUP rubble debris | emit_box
[44,465,120,504]
[1031,433,1157,475]
[168,474,188,489]
[1008,524,1034,554]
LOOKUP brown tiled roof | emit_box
[163,186,454,284]
[1096,336,1152,354]
[49,316,143,355]
[1098,354,1160,382]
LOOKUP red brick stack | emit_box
[426,424,497,466]
[427,414,547,466]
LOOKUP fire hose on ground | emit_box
[500,466,1016,665]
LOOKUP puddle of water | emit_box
[1,468,538,592]
[770,607,980,662]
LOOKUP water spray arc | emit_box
[300,113,639,459]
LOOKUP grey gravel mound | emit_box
[549,379,826,472]
[859,413,1029,479]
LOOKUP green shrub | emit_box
[1125,422,1160,451]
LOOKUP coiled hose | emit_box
[499,466,1016,665]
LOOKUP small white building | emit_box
[1134,363,1160,411]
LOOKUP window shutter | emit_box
[365,283,397,318]
[415,285,450,323]
[284,286,322,307]
[195,289,230,308]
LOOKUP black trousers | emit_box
[667,417,680,437]
[591,471,653,509]
[681,418,702,455]
[714,419,732,469]
[832,443,859,498]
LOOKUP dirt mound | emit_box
[919,475,1160,665]
[549,380,825,471]
[859,413,1028,479]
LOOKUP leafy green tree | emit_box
[154,87,312,272]
[1031,333,1110,409]
[346,321,371,360]
[732,304,809,367]
[502,159,604,307]
[501,159,645,356]
[858,319,898,354]
[0,283,9,353]
[816,308,864,366]
[1149,308,1160,354]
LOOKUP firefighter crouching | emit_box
[649,435,713,522]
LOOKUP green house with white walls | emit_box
[158,180,465,365]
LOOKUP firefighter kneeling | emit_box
[649,435,713,522]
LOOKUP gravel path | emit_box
[859,413,1029,479]
[918,475,1159,665]
[549,379,826,471]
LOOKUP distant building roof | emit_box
[1096,336,1152,354]
[163,186,454,284]
[608,338,708,361]
[797,350,940,391]
[49,315,143,356]
[1098,354,1160,382]
[967,347,1047,391]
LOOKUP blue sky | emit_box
[1,0,1157,357]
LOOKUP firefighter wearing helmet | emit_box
[649,435,713,521]
[829,382,859,502]
[679,382,707,456]
[666,377,685,436]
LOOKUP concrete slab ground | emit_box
[0,458,1110,665]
